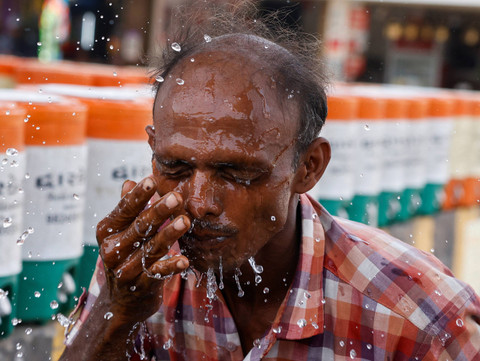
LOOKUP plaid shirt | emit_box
[68,194,480,360]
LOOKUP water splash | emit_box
[234,268,244,297]
[6,148,18,156]
[248,256,263,285]
[218,256,224,290]
[17,227,34,245]
[204,34,212,43]
[206,268,218,302]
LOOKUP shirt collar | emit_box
[271,193,327,340]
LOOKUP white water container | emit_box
[309,95,358,207]
[0,90,88,321]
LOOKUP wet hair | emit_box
[149,1,329,167]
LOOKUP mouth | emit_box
[179,220,237,252]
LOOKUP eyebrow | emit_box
[155,154,270,172]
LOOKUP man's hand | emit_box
[96,176,191,322]
[60,177,191,361]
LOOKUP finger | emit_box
[112,215,190,280]
[97,177,157,243]
[101,193,184,266]
[123,192,183,242]
[143,255,189,280]
[121,179,137,198]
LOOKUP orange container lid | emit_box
[355,96,386,120]
[327,96,358,120]
[15,60,94,86]
[405,98,428,120]
[0,102,26,152]
[82,97,152,140]
[384,98,408,119]
[472,98,480,117]
[0,91,87,146]
[427,97,455,117]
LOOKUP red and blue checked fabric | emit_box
[67,194,480,360]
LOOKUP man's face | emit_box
[149,50,300,274]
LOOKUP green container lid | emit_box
[397,188,422,222]
[378,191,402,227]
[347,195,379,227]
[77,245,99,296]
[17,259,80,323]
[418,183,445,215]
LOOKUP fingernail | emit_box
[165,193,179,209]
[143,177,154,191]
[173,217,186,231]
[122,179,130,190]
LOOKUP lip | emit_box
[180,232,232,250]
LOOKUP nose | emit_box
[184,170,222,219]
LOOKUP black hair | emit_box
[149,1,329,166]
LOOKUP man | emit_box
[60,5,480,361]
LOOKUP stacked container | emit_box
[41,84,153,292]
[347,96,386,226]
[0,103,26,336]
[419,97,454,214]
[376,98,409,227]
[0,90,88,322]
[397,97,429,221]
[308,95,358,217]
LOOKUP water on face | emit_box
[248,256,264,285]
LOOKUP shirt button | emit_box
[226,342,238,352]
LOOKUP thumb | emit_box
[121,179,137,198]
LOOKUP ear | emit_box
[292,137,331,194]
[146,125,155,151]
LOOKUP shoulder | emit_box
[320,211,480,339]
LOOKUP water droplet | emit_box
[17,230,31,245]
[37,42,42,46]
[34,291,41,298]
[16,342,22,350]
[263,287,269,294]
[25,328,32,335]
[11,318,21,326]
[434,289,442,296]
[339,340,345,347]
[109,45,114,50]
[6,148,18,156]
[272,325,282,334]
[253,338,261,348]
[439,332,451,346]
[234,268,244,297]
[104,312,114,320]
[270,216,276,221]
[1,158,7,165]
[312,322,319,329]
[50,300,59,309]
[176,78,184,85]
[321,298,326,304]
[204,34,212,43]
[430,248,435,253]
[364,124,370,131]
[304,291,311,299]
[255,275,262,284]
[155,75,164,83]
[190,58,195,62]
[107,228,113,233]
[456,318,464,327]
[350,349,357,359]
[73,193,80,200]
[25,173,30,179]
[297,318,307,328]
[366,343,372,350]
[163,339,172,350]
[10,160,19,167]
[113,71,117,77]
[206,267,218,302]
[3,217,12,228]
[171,42,181,52]
[129,285,136,292]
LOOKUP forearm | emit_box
[59,286,141,361]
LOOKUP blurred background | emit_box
[0,0,479,360]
